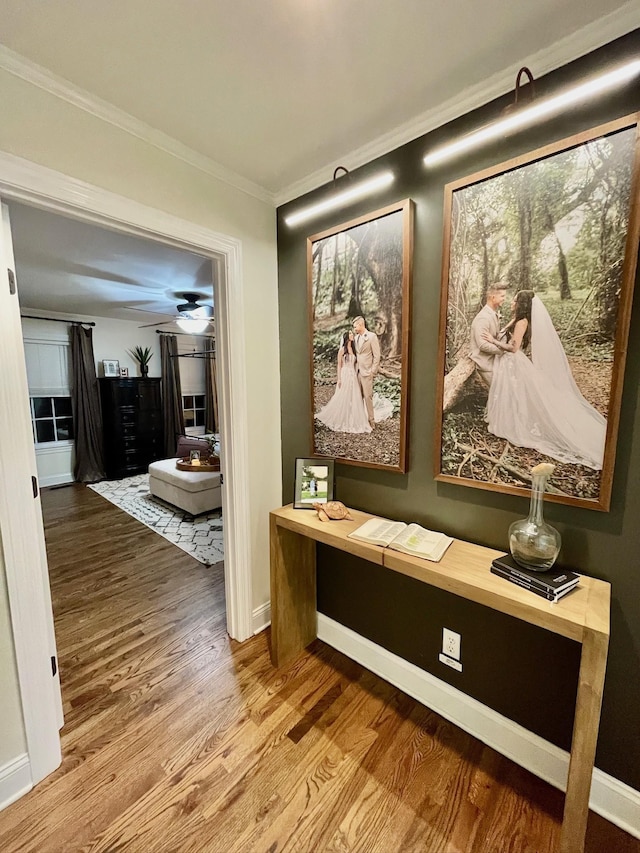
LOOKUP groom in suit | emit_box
[470,284,507,387]
[353,316,381,429]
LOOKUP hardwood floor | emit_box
[0,484,636,852]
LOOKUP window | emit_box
[183,394,206,429]
[31,396,74,445]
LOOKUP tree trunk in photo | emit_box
[358,230,403,365]
[595,188,623,340]
[556,239,571,300]
[347,244,362,317]
[442,355,477,412]
[348,224,374,318]
[543,207,572,300]
[330,234,339,316]
[312,244,323,320]
[481,235,490,305]
[518,187,532,291]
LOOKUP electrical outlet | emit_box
[442,627,461,661]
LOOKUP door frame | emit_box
[0,150,254,783]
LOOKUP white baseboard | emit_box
[0,753,32,812]
[317,613,640,839]
[252,601,271,635]
[39,473,74,488]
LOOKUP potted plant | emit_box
[129,345,153,377]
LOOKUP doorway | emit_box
[0,159,254,793]
[9,200,217,487]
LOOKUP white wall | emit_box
[22,313,163,377]
[0,65,281,775]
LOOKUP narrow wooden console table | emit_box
[270,504,610,853]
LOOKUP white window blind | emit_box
[23,341,71,397]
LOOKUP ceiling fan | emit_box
[134,293,215,333]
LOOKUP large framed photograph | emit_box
[309,199,413,472]
[294,458,335,509]
[435,115,640,511]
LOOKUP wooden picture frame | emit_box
[434,115,640,511]
[293,457,335,509]
[309,199,413,472]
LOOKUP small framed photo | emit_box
[102,359,120,377]
[189,449,201,463]
[119,367,129,377]
[294,457,334,509]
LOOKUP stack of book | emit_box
[490,554,580,602]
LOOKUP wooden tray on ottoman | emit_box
[176,457,220,472]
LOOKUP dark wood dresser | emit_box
[99,378,164,479]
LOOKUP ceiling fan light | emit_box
[176,316,210,334]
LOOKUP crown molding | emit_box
[0,44,275,207]
[275,2,640,206]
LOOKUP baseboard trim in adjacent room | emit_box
[0,753,32,812]
[317,613,640,839]
[252,602,271,635]
[39,474,74,488]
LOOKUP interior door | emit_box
[0,200,62,785]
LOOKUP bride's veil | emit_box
[530,296,606,426]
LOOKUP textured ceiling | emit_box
[2,1,638,200]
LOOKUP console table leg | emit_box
[560,627,609,853]
[269,516,317,668]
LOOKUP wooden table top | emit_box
[270,504,610,645]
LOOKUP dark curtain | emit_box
[70,325,105,482]
[204,349,219,435]
[160,334,185,456]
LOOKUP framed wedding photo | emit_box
[308,199,413,472]
[434,115,640,511]
[102,359,120,378]
[293,457,334,509]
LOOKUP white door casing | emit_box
[0,202,62,783]
[0,151,255,787]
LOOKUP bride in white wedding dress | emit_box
[482,290,606,470]
[315,330,393,433]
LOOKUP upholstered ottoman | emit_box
[148,458,222,515]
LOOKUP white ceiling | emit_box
[1,1,638,202]
[9,202,212,324]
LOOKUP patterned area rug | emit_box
[88,473,224,566]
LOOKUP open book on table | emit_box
[348,518,453,562]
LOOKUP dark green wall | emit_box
[277,31,640,788]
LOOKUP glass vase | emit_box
[509,470,561,571]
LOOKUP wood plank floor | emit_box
[0,484,636,853]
